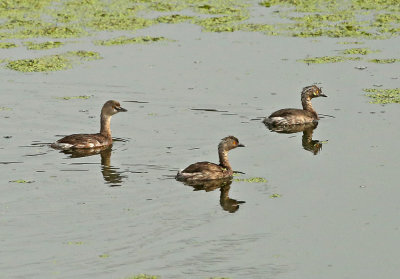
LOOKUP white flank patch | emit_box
[51,142,74,150]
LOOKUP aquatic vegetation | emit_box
[0,42,17,48]
[99,254,110,258]
[239,23,277,35]
[0,107,12,111]
[6,51,101,72]
[0,0,399,72]
[24,41,64,50]
[299,56,361,64]
[234,177,267,183]
[68,50,101,60]
[67,241,84,245]
[270,193,281,199]
[94,36,169,46]
[341,48,378,55]
[7,55,71,72]
[258,0,400,39]
[195,15,248,32]
[16,25,86,39]
[363,88,400,104]
[196,4,244,15]
[56,96,91,100]
[368,58,400,64]
[9,179,34,183]
[148,2,185,12]
[337,41,365,44]
[156,14,194,24]
[124,275,159,279]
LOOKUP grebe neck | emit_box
[100,113,112,138]
[301,97,318,119]
[218,146,232,170]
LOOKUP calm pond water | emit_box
[1,9,400,279]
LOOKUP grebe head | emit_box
[102,100,127,116]
[301,85,327,100]
[218,136,245,152]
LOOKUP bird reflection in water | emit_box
[180,178,245,213]
[60,146,126,186]
[265,121,326,155]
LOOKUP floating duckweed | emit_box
[18,25,86,39]
[156,14,194,24]
[56,96,91,100]
[341,48,377,55]
[235,177,267,183]
[99,254,110,258]
[0,0,397,43]
[67,241,84,245]
[196,4,243,15]
[24,41,64,50]
[239,23,277,34]
[368,58,400,64]
[9,179,34,183]
[148,2,185,12]
[258,0,399,39]
[94,36,169,46]
[124,275,159,279]
[195,15,248,32]
[0,42,17,48]
[7,55,71,72]
[337,41,365,44]
[0,107,12,111]
[299,56,361,64]
[259,1,272,8]
[363,88,400,104]
[270,193,281,198]
[68,50,101,60]
[6,50,101,72]
[88,14,154,31]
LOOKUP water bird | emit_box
[176,136,245,181]
[51,100,127,150]
[264,85,327,126]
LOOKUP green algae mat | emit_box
[0,0,399,102]
[0,0,399,72]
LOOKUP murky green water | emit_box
[1,1,400,279]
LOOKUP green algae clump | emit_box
[56,96,91,100]
[0,42,17,48]
[195,15,248,32]
[235,177,267,183]
[68,50,101,60]
[299,56,361,64]
[368,58,400,64]
[363,88,400,104]
[270,193,281,198]
[341,48,377,55]
[94,36,169,46]
[124,275,159,279]
[7,55,71,72]
[9,179,34,183]
[24,41,64,50]
[6,50,101,72]
[156,14,194,24]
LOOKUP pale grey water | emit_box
[1,22,400,279]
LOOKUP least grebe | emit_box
[176,136,245,181]
[51,100,127,150]
[264,85,327,126]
